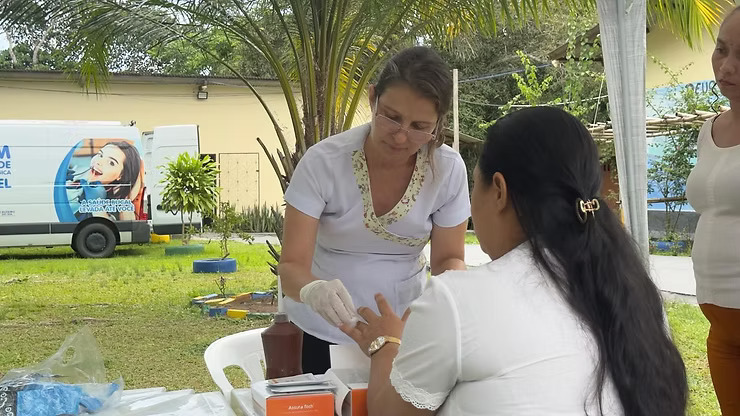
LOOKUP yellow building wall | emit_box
[646,1,738,89]
[647,28,717,88]
[0,75,371,211]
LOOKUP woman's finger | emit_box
[357,306,379,323]
[321,307,342,327]
[401,307,412,322]
[354,321,370,338]
[339,323,362,342]
[375,293,397,318]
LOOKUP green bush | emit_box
[237,204,284,235]
[210,202,254,259]
[159,153,219,244]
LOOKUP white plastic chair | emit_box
[204,327,267,401]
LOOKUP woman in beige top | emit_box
[686,6,740,416]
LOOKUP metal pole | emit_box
[453,69,459,152]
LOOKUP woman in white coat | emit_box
[278,46,470,374]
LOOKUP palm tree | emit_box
[0,0,730,191]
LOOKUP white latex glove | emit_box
[300,279,359,327]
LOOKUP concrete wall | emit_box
[646,1,739,88]
[648,210,699,239]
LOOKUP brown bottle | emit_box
[261,312,304,379]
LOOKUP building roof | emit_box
[0,69,278,86]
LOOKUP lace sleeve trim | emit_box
[389,364,447,411]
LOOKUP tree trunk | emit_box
[5,28,18,66]
[32,24,53,67]
[188,212,194,245]
[181,210,185,245]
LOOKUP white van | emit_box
[0,120,201,257]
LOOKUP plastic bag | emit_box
[0,327,123,415]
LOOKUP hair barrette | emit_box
[576,198,600,223]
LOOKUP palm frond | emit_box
[648,0,733,48]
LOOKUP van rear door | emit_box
[148,125,203,235]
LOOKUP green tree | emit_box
[160,153,220,245]
[150,25,279,78]
[437,8,597,138]
[475,17,611,161]
[0,16,73,69]
[435,10,603,199]
[210,202,254,259]
[556,16,607,125]
[1,18,166,72]
[0,40,68,69]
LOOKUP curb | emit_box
[165,244,205,256]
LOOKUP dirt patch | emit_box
[227,296,278,314]
[195,293,278,315]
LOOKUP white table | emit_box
[231,388,260,416]
[100,388,237,415]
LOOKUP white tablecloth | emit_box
[98,388,236,416]
[231,388,260,416]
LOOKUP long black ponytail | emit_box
[478,107,688,415]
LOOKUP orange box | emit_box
[251,379,334,416]
[347,385,368,416]
[264,393,334,416]
[324,369,368,416]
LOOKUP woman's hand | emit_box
[340,293,411,356]
[300,279,358,327]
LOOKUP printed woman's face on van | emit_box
[89,144,126,184]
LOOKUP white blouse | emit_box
[686,117,740,308]
[391,244,623,415]
[283,124,470,344]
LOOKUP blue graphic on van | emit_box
[0,145,11,189]
[54,139,146,222]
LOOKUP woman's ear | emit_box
[491,172,509,212]
[368,84,377,110]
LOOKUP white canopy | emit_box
[597,0,650,261]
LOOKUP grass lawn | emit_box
[0,241,720,414]
[666,302,719,415]
[0,240,275,392]
[652,250,692,257]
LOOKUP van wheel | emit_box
[75,223,116,258]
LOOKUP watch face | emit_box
[370,336,386,353]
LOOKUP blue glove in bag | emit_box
[0,328,123,415]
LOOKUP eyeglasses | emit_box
[373,98,437,144]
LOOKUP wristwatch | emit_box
[368,335,402,356]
